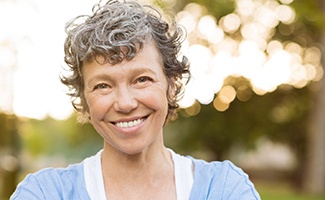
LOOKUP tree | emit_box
[0,114,19,199]
[162,0,325,193]
[302,0,325,193]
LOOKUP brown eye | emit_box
[137,76,152,83]
[94,83,109,90]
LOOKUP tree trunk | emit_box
[303,0,325,193]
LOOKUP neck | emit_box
[101,136,173,182]
[100,135,176,199]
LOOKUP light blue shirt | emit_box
[188,158,260,199]
[10,157,260,200]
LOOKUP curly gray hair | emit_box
[61,0,190,123]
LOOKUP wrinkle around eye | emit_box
[137,76,153,83]
[134,76,155,88]
[93,83,112,92]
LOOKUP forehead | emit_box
[81,41,164,76]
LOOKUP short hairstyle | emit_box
[61,0,190,123]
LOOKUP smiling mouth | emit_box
[113,117,147,128]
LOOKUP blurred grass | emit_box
[255,181,325,200]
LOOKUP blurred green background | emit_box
[1,0,325,199]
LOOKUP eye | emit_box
[93,83,110,91]
[136,76,153,84]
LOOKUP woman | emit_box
[11,0,260,199]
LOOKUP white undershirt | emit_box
[83,149,193,200]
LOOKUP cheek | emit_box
[140,87,169,113]
[86,95,113,119]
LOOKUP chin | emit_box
[113,143,149,156]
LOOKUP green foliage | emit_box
[165,84,313,160]
[162,2,324,190]
[0,113,19,199]
[291,0,325,30]
[19,115,102,160]
[189,0,235,19]
[0,113,18,150]
[275,0,325,47]
[173,0,325,47]
[256,181,325,200]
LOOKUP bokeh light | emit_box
[0,0,100,119]
[0,0,323,119]
[178,0,323,111]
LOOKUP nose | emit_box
[113,86,138,113]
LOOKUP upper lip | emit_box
[110,115,149,124]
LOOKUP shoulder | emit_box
[190,158,250,185]
[33,162,82,178]
[10,162,90,200]
[191,158,247,179]
[189,157,261,200]
[31,162,84,186]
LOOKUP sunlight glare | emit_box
[176,0,322,111]
[236,85,252,102]
[266,40,283,55]
[220,13,241,33]
[1,0,322,117]
[250,50,292,93]
[304,47,321,66]
[218,86,236,104]
[177,11,197,33]
[255,5,279,28]
[188,75,215,105]
[184,101,201,116]
[183,3,204,19]
[276,5,295,24]
[236,0,256,17]
[279,0,294,4]
[197,15,224,44]
[213,96,229,112]
[0,0,99,120]
[210,51,233,91]
[178,92,196,109]
[285,42,303,56]
[236,40,266,80]
[305,64,317,81]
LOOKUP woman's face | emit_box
[82,42,169,155]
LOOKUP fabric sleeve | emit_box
[189,159,261,200]
[10,174,46,200]
[10,164,90,200]
[221,161,261,200]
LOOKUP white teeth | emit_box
[116,118,143,128]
